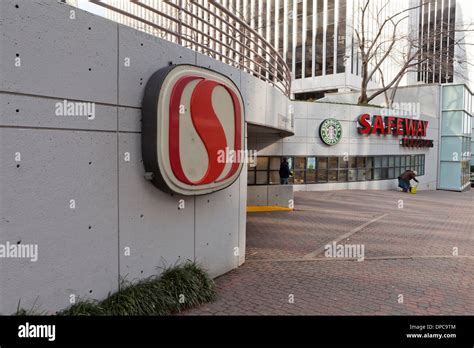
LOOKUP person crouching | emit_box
[398,170,419,192]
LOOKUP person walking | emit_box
[398,170,419,192]
[279,158,291,185]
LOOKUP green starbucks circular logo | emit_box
[319,118,342,145]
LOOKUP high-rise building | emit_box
[98,0,472,97]
[415,0,457,84]
[258,0,467,99]
[102,0,365,99]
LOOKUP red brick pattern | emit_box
[185,190,474,315]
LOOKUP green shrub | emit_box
[160,261,216,311]
[56,299,104,316]
[58,261,216,316]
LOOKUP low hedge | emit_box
[55,261,216,316]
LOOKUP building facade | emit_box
[1,0,472,315]
[247,82,472,209]
[86,1,474,192]
[439,84,473,190]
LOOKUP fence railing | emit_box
[89,0,291,96]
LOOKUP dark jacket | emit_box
[279,161,291,179]
[399,170,419,183]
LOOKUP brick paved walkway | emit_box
[186,190,474,315]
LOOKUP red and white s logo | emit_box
[142,65,245,195]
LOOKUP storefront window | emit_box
[329,157,338,169]
[248,155,426,185]
[339,156,348,168]
[347,169,356,181]
[374,157,382,168]
[256,171,268,185]
[366,168,373,180]
[317,157,328,182]
[248,170,256,185]
[349,157,357,168]
[366,157,373,168]
[318,157,328,169]
[269,171,280,185]
[373,168,381,180]
[397,167,404,177]
[306,157,316,183]
[295,157,306,169]
[395,156,401,167]
[317,170,328,182]
[306,170,316,183]
[338,170,348,182]
[256,156,269,170]
[389,156,395,167]
[293,157,306,184]
[269,157,281,170]
[294,170,305,184]
[287,157,294,170]
[357,168,366,181]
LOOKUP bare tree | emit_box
[353,0,474,106]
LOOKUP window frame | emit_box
[248,155,426,185]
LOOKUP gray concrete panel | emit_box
[240,73,267,125]
[267,185,294,208]
[0,0,118,104]
[118,106,141,133]
[292,101,308,118]
[0,93,117,131]
[0,128,118,314]
[118,25,196,107]
[195,181,240,277]
[118,133,195,280]
[247,186,268,206]
[294,118,308,137]
[195,52,241,89]
[266,85,289,130]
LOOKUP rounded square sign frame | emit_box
[142,64,245,196]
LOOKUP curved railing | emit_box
[89,0,291,96]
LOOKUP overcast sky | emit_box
[76,0,106,17]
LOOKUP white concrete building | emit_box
[1,0,471,315]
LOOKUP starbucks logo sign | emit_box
[319,118,342,145]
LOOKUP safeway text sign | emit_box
[357,114,433,148]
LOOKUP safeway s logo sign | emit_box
[142,65,245,195]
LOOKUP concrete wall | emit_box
[248,98,440,192]
[0,0,288,314]
[247,185,294,207]
[320,84,442,119]
[291,71,380,96]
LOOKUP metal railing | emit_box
[89,0,291,96]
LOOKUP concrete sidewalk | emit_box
[185,190,474,315]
